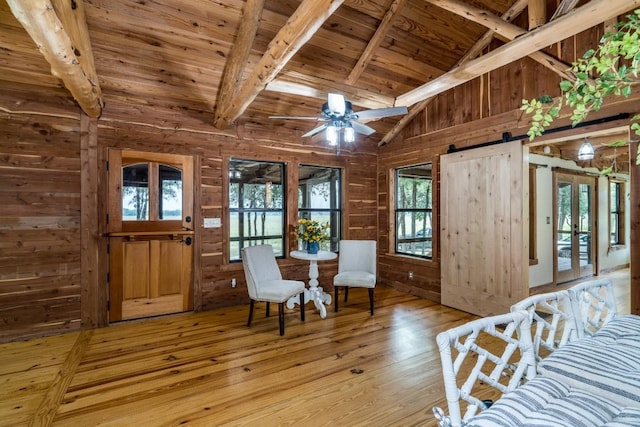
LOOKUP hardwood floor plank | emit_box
[30,329,93,427]
[0,270,630,427]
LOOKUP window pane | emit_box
[298,166,340,209]
[242,211,283,236]
[299,165,341,252]
[610,182,622,245]
[397,164,432,209]
[122,163,149,221]
[229,159,285,261]
[610,214,619,244]
[395,163,432,259]
[159,165,182,220]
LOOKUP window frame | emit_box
[228,158,287,262]
[394,163,433,260]
[298,164,342,252]
[529,164,538,264]
[608,178,626,248]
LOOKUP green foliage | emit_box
[521,10,640,166]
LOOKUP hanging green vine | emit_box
[521,9,640,174]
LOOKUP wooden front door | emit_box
[108,150,194,321]
[555,172,596,284]
[440,140,529,317]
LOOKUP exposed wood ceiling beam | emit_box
[345,0,408,85]
[267,71,394,109]
[214,0,265,127]
[213,0,344,129]
[395,0,639,108]
[462,0,529,62]
[426,0,577,82]
[379,0,529,146]
[7,0,103,118]
[550,0,580,20]
[528,0,546,29]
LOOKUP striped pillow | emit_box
[468,376,632,427]
[602,407,640,427]
[538,338,640,408]
[593,315,640,346]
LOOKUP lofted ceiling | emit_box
[0,0,636,153]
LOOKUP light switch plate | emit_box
[204,217,221,228]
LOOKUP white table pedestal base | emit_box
[286,250,336,319]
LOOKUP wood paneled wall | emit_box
[0,85,83,341]
[378,27,640,305]
[0,84,378,342]
[3,21,640,342]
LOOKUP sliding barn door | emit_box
[440,140,528,317]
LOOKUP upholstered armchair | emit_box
[241,245,306,336]
[333,240,377,314]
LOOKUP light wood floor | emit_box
[1,269,630,427]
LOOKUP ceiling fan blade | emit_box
[269,115,325,120]
[302,123,328,137]
[352,106,408,121]
[327,93,346,116]
[352,121,376,136]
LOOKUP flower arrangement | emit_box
[295,218,329,243]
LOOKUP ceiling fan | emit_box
[269,93,408,144]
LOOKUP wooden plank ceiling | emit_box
[1,0,637,151]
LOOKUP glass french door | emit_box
[555,173,596,283]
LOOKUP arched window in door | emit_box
[122,163,149,221]
[159,165,182,220]
[121,163,183,223]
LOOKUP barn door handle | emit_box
[184,236,193,246]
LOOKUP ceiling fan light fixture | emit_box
[344,124,355,143]
[578,139,595,160]
[327,93,346,116]
[326,123,338,145]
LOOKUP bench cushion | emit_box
[593,314,640,347]
[538,337,640,408]
[468,376,640,427]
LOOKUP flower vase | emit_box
[307,241,320,254]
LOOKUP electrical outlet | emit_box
[231,278,237,288]
[408,271,414,280]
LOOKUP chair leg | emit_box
[334,286,339,312]
[344,287,349,303]
[368,288,375,315]
[278,302,285,336]
[247,299,255,327]
[299,292,305,321]
[266,301,270,317]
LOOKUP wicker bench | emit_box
[433,279,640,427]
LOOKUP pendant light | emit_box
[578,139,594,160]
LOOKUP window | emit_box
[609,179,625,246]
[529,164,537,262]
[395,163,432,259]
[122,163,183,221]
[122,163,149,221]
[298,165,341,252]
[229,159,285,261]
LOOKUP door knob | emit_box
[184,236,193,246]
